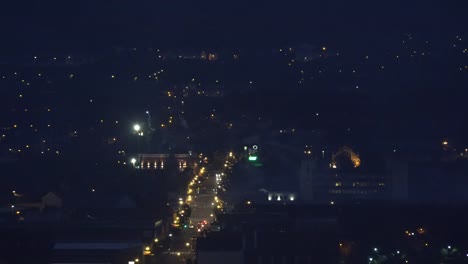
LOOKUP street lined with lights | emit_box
[155,155,227,263]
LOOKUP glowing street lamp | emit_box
[133,124,142,152]
[131,158,137,167]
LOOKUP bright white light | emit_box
[374,248,378,252]
[131,158,137,165]
[133,124,141,132]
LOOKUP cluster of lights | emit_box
[404,227,425,237]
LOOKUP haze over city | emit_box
[1,1,468,264]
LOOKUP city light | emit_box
[248,156,258,161]
[133,124,141,132]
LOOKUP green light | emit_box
[248,156,258,161]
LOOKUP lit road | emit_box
[156,168,218,264]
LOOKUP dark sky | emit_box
[0,0,467,51]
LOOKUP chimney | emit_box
[241,233,247,251]
[254,229,258,249]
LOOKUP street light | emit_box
[131,158,137,167]
[133,124,142,152]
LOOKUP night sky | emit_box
[1,0,467,51]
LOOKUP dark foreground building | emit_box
[197,231,338,264]
[197,205,339,264]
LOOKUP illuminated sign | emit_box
[248,156,258,161]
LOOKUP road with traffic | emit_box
[155,166,218,264]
